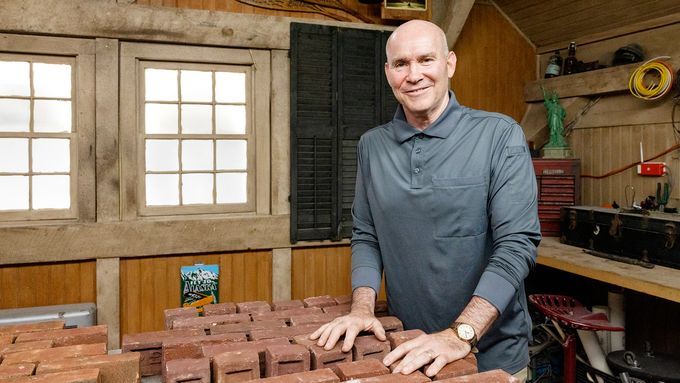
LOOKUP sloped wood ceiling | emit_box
[493,0,680,51]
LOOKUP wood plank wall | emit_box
[0,261,96,309]
[120,250,271,335]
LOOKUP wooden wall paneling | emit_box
[291,246,352,299]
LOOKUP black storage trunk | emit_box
[560,206,680,270]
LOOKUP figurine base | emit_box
[541,147,573,159]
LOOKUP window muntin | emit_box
[139,62,253,214]
[0,56,76,217]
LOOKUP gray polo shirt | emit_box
[351,91,541,373]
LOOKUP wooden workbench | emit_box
[537,237,680,303]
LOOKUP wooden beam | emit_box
[440,0,475,48]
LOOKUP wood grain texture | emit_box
[120,250,272,334]
[291,246,352,299]
[0,261,96,310]
[450,3,535,123]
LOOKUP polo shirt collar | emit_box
[391,90,463,143]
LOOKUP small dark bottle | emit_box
[544,50,563,78]
[563,41,577,75]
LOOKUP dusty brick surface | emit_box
[14,325,107,347]
[386,329,425,349]
[0,339,54,357]
[36,352,140,383]
[203,302,238,316]
[0,362,35,379]
[122,328,203,376]
[0,368,101,383]
[165,357,210,383]
[203,337,290,377]
[1,343,107,365]
[172,313,251,331]
[303,295,337,309]
[289,312,340,326]
[435,369,516,382]
[164,307,198,329]
[430,354,477,381]
[236,301,271,314]
[251,308,323,323]
[335,358,389,381]
[210,320,287,337]
[0,335,12,346]
[0,321,65,337]
[271,300,304,311]
[321,304,351,316]
[309,344,352,374]
[265,344,310,377]
[352,336,390,362]
[253,368,340,383]
[374,301,388,315]
[333,296,351,305]
[161,332,247,377]
[212,350,260,383]
[377,316,403,332]
[354,371,431,382]
[250,324,321,342]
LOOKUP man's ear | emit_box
[447,51,457,78]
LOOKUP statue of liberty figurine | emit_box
[541,87,573,158]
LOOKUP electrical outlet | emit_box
[637,162,666,176]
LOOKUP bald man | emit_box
[310,20,540,381]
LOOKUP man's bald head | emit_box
[386,20,449,60]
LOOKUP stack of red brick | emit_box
[0,295,518,382]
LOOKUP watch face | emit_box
[457,324,475,341]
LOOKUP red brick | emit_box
[333,296,351,305]
[272,300,305,311]
[37,352,140,383]
[430,354,477,380]
[352,336,390,362]
[335,359,389,381]
[1,343,107,365]
[289,312,341,326]
[321,304,351,316]
[386,329,425,349]
[0,362,35,379]
[377,316,403,332]
[250,324,321,342]
[204,302,238,316]
[0,321,65,337]
[252,308,323,323]
[435,369,517,382]
[355,371,431,382]
[14,325,107,347]
[236,301,271,314]
[212,350,260,383]
[121,328,203,376]
[165,357,210,383]
[374,301,388,317]
[210,320,287,337]
[253,368,340,383]
[292,336,352,374]
[1,339,53,357]
[303,295,337,309]
[0,368,101,383]
[202,337,290,377]
[161,332,247,378]
[172,313,251,331]
[0,335,12,346]
[265,344,310,377]
[164,307,198,330]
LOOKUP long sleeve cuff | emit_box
[351,266,382,296]
[473,270,517,314]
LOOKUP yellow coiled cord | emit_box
[628,56,675,100]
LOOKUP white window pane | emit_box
[0,176,29,210]
[182,173,213,205]
[0,61,30,97]
[146,139,179,171]
[146,173,179,206]
[216,105,246,134]
[32,139,70,173]
[216,173,247,203]
[145,103,178,134]
[0,99,30,132]
[216,140,247,170]
[34,100,72,133]
[215,72,246,103]
[33,175,70,209]
[145,69,178,101]
[181,104,212,134]
[181,70,212,102]
[182,140,213,171]
[33,63,71,98]
[0,138,29,173]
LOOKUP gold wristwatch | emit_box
[450,322,479,353]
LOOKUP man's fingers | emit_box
[400,349,434,374]
[310,323,329,340]
[324,322,348,350]
[342,326,361,353]
[372,321,387,341]
[383,336,423,366]
[424,355,448,377]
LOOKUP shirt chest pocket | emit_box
[431,176,488,238]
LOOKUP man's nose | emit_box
[405,63,423,82]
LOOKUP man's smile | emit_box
[404,85,431,95]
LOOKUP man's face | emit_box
[384,27,456,123]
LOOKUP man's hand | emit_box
[383,329,470,377]
[309,309,386,352]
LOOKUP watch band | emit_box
[450,322,479,352]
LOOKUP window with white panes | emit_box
[0,56,75,218]
[140,62,254,214]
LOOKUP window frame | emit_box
[120,42,271,220]
[0,34,95,224]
